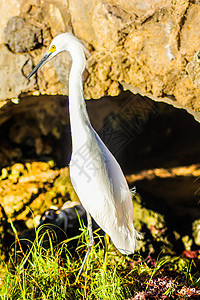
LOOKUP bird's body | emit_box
[70,127,137,254]
[27,33,139,272]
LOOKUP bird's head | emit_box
[27,32,86,80]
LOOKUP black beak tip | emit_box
[26,52,52,81]
[26,70,35,81]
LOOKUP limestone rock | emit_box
[0,0,200,121]
[132,194,175,255]
[0,162,79,225]
[186,51,200,89]
[0,44,34,100]
[193,219,200,246]
[5,16,43,53]
[68,0,98,45]
[0,0,20,44]
[92,2,135,49]
[103,0,169,17]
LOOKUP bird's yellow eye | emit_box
[49,45,56,53]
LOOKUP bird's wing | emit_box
[92,131,139,253]
[70,128,138,254]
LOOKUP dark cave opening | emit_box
[1,91,200,173]
[0,91,200,236]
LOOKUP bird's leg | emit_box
[103,233,109,272]
[78,212,94,278]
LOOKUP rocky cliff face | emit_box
[0,0,200,121]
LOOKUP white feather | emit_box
[28,32,140,256]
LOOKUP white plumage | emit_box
[27,32,139,273]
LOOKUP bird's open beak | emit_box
[27,52,52,80]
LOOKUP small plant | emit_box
[0,224,200,299]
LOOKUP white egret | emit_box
[27,33,140,276]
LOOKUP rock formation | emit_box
[0,0,200,120]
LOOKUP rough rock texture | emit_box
[5,16,43,53]
[0,0,200,121]
[0,44,33,100]
[0,162,79,226]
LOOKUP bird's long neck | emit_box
[68,47,91,151]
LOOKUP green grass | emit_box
[0,225,200,299]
